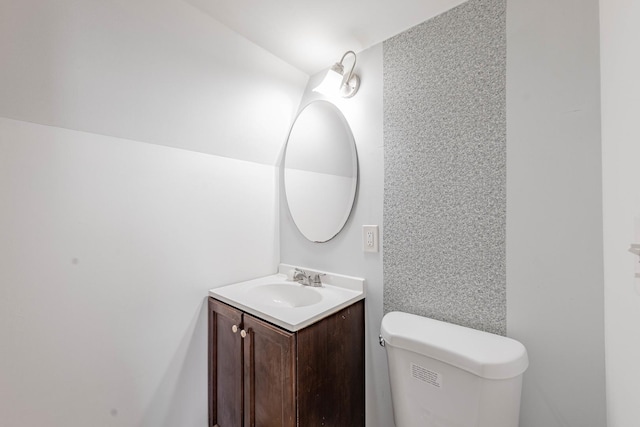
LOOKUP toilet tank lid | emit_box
[380,312,529,379]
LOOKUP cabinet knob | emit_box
[240,329,247,338]
[232,325,238,334]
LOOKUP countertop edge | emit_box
[208,292,365,332]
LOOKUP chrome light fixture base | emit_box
[340,73,360,98]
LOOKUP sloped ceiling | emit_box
[185,0,468,75]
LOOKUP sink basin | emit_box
[250,283,323,308]
[209,267,365,331]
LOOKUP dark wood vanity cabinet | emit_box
[208,297,364,427]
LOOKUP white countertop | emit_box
[209,264,365,332]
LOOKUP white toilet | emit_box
[380,312,529,427]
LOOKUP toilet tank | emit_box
[380,312,528,427]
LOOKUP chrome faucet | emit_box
[293,268,325,287]
[309,273,325,287]
[293,268,311,286]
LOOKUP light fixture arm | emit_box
[339,50,357,87]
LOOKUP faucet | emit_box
[292,268,311,286]
[292,268,325,287]
[309,272,325,287]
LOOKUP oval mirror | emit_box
[284,101,358,242]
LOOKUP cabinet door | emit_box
[242,314,296,427]
[297,300,365,427]
[209,299,243,427]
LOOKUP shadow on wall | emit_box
[140,299,208,427]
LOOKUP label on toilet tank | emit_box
[411,363,442,389]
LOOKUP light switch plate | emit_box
[363,225,379,253]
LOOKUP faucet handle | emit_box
[310,273,325,287]
[292,268,311,285]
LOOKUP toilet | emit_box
[380,312,528,427]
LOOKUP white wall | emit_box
[506,0,606,426]
[279,45,393,427]
[0,0,307,425]
[0,118,279,426]
[0,0,307,165]
[600,1,640,426]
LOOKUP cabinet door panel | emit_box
[209,299,243,427]
[243,314,296,427]
[297,300,365,427]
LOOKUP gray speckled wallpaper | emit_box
[383,0,506,335]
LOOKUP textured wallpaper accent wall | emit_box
[383,0,506,334]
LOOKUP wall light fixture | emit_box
[313,51,360,98]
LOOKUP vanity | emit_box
[208,100,365,426]
[208,265,365,427]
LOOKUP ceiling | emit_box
[185,0,467,75]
